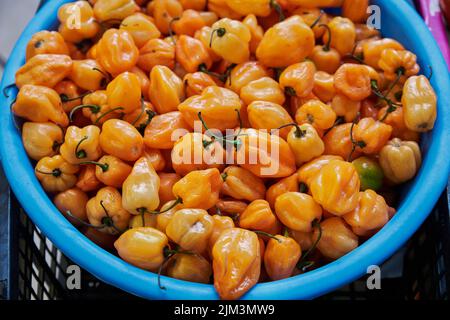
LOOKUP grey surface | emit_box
[0,0,40,77]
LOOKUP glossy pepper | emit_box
[54,80,83,113]
[324,123,361,160]
[137,38,175,72]
[76,164,102,192]
[22,122,63,161]
[158,173,181,206]
[310,29,341,74]
[378,49,420,82]
[313,71,337,103]
[377,106,419,142]
[143,112,190,150]
[152,0,184,35]
[342,0,369,23]
[69,59,107,92]
[256,16,315,68]
[172,168,223,210]
[86,186,131,234]
[106,72,142,114]
[402,75,437,132]
[54,187,89,227]
[314,217,358,260]
[184,72,218,97]
[96,29,139,76]
[129,213,158,229]
[171,132,225,176]
[120,13,161,48]
[322,16,355,56]
[172,9,212,37]
[247,101,293,139]
[208,18,251,64]
[91,155,132,188]
[165,253,212,284]
[13,85,68,127]
[295,99,337,132]
[264,235,301,281]
[179,86,242,131]
[149,65,185,114]
[208,215,235,254]
[344,190,389,236]
[115,227,169,271]
[279,61,316,98]
[226,61,272,94]
[235,128,296,178]
[275,192,322,232]
[60,126,102,165]
[93,0,139,22]
[176,35,213,73]
[353,117,392,155]
[57,1,100,43]
[310,159,360,216]
[238,199,278,234]
[242,14,264,54]
[122,156,160,215]
[26,31,69,61]
[334,64,371,101]
[166,208,214,253]
[265,173,299,209]
[79,90,121,125]
[240,77,285,106]
[284,123,325,166]
[221,166,266,202]
[15,54,72,89]
[379,138,421,184]
[362,38,404,69]
[99,119,144,162]
[212,228,260,300]
[35,155,79,193]
[297,155,343,187]
[352,156,384,191]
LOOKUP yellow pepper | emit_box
[256,16,315,68]
[221,166,266,202]
[106,71,142,114]
[310,159,360,216]
[149,65,185,114]
[266,173,299,209]
[166,208,214,253]
[35,155,79,193]
[226,61,272,94]
[178,86,242,131]
[279,61,316,98]
[60,126,102,164]
[225,0,281,17]
[275,192,322,232]
[379,138,422,184]
[120,13,161,48]
[25,30,69,61]
[93,0,139,22]
[343,190,389,236]
[15,54,72,89]
[212,228,260,300]
[297,155,343,187]
[247,101,293,139]
[114,227,169,271]
[99,119,144,162]
[22,122,63,161]
[264,235,301,281]
[238,199,278,234]
[322,16,356,56]
[285,123,324,166]
[129,213,157,229]
[58,1,100,43]
[54,187,89,227]
[156,199,184,234]
[172,168,223,210]
[402,75,437,132]
[122,156,161,215]
[12,85,69,127]
[242,14,264,54]
[208,215,235,254]
[165,254,212,284]
[69,59,107,91]
[240,77,285,106]
[86,186,131,234]
[208,18,251,64]
[314,217,358,260]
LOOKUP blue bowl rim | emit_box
[0,0,449,300]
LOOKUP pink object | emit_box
[417,0,450,69]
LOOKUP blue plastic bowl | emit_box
[1,0,449,300]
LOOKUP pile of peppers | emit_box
[9,0,437,300]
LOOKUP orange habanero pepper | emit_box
[165,253,212,284]
[183,72,218,97]
[60,125,102,165]
[153,0,184,35]
[353,117,393,155]
[334,63,372,101]
[176,35,213,73]
[69,59,107,92]
[221,166,266,202]
[22,122,63,161]
[54,187,89,227]
[264,234,301,281]
[212,228,260,300]
[35,155,79,193]
[93,0,139,22]
[240,77,285,106]
[58,1,100,43]
[138,38,175,72]
[295,99,337,132]
[279,61,316,98]
[26,31,69,61]
[144,111,191,150]
[106,71,142,114]
[120,13,161,48]
[149,65,185,114]
[266,173,299,208]
[322,16,356,56]
[238,199,278,234]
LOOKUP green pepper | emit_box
[352,156,384,191]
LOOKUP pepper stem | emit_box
[35,168,62,177]
[253,230,282,243]
[140,197,183,215]
[94,107,125,125]
[75,136,89,159]
[69,104,101,122]
[277,123,306,138]
[296,219,322,271]
[348,113,365,162]
[209,27,226,48]
[270,0,285,22]
[319,24,332,51]
[198,111,243,150]
[65,210,104,229]
[78,161,109,172]
[60,91,92,103]
[158,246,195,290]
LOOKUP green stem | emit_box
[319,24,332,51]
[78,161,109,172]
[277,123,306,138]
[94,107,125,125]
[253,230,281,243]
[35,168,62,177]
[270,0,285,22]
[75,136,89,159]
[296,219,322,271]
[209,28,226,48]
[69,104,101,122]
